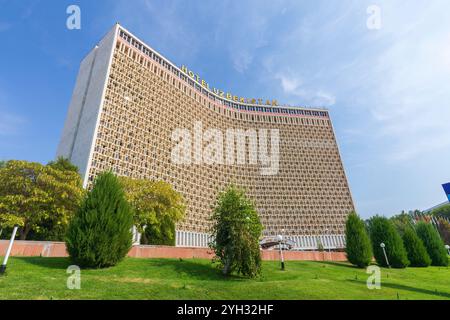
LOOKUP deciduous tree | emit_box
[210,185,263,278]
[0,160,83,240]
[119,177,185,245]
[47,156,79,173]
[390,211,415,236]
[436,218,450,245]
[431,203,450,219]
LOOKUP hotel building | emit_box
[57,24,355,249]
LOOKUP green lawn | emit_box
[0,257,449,300]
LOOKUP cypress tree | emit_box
[345,212,373,268]
[402,227,431,267]
[66,171,133,268]
[368,216,409,268]
[416,222,448,266]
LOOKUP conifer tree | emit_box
[345,212,373,268]
[416,222,448,266]
[402,227,431,267]
[66,171,133,268]
[368,216,409,268]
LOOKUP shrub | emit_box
[402,227,431,267]
[415,222,448,266]
[119,177,185,246]
[345,212,373,268]
[66,171,133,268]
[144,218,176,246]
[368,216,409,268]
[210,185,263,278]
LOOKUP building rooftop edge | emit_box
[114,23,329,113]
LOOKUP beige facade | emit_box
[57,24,354,249]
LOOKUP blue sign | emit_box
[443,183,450,201]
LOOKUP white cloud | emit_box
[232,50,253,74]
[277,74,302,93]
[275,73,336,106]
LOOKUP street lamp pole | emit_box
[325,227,331,260]
[380,242,390,268]
[277,231,285,271]
[0,225,19,275]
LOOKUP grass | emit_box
[0,257,449,300]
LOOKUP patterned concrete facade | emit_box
[57,24,354,249]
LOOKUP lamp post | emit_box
[324,227,331,260]
[445,244,450,256]
[380,242,390,268]
[0,225,19,275]
[277,232,285,271]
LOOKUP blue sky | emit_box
[0,0,449,218]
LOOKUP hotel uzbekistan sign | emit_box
[181,65,278,106]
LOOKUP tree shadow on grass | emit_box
[311,261,358,269]
[315,261,385,271]
[18,256,71,270]
[159,259,250,282]
[16,256,256,282]
[346,279,450,299]
[381,282,450,299]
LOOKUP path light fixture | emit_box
[0,225,19,275]
[325,227,332,260]
[277,232,285,271]
[380,242,390,268]
[445,244,450,255]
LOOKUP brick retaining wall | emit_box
[0,240,347,261]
